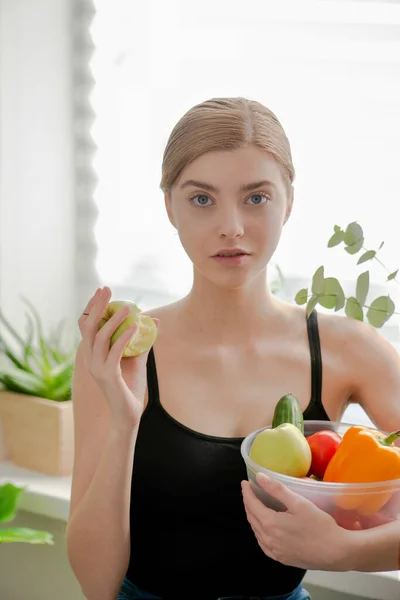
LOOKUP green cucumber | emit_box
[272,393,304,434]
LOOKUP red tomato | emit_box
[306,430,342,479]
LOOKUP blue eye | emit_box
[246,193,269,205]
[190,194,213,206]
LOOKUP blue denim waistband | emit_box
[116,577,310,600]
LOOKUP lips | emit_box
[212,249,249,257]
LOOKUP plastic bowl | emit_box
[241,420,400,530]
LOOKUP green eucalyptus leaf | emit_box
[387,269,398,281]
[344,238,364,255]
[0,483,24,524]
[294,288,308,306]
[344,222,364,254]
[345,297,364,321]
[0,527,54,544]
[344,222,363,246]
[317,278,344,310]
[334,282,346,311]
[334,225,342,233]
[311,266,325,295]
[306,295,320,317]
[327,232,345,248]
[357,250,376,265]
[366,296,395,328]
[356,271,369,306]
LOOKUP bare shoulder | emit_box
[316,310,399,366]
[142,299,183,322]
[142,299,186,338]
[316,311,400,426]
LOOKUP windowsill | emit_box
[0,461,71,522]
[1,461,399,598]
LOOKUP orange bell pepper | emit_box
[323,425,400,515]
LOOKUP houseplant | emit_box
[0,298,78,475]
[294,222,398,328]
[0,482,53,544]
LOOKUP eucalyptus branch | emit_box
[294,222,398,329]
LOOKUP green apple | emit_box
[250,423,312,477]
[98,300,157,357]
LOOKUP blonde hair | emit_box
[160,97,295,193]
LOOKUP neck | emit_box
[180,268,280,343]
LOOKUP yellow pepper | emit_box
[323,425,400,515]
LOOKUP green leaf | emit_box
[49,360,74,386]
[334,225,342,233]
[356,271,369,307]
[294,288,308,306]
[20,297,52,373]
[344,222,364,246]
[306,295,320,317]
[48,380,72,402]
[344,238,364,255]
[334,283,346,311]
[387,269,398,281]
[0,484,24,524]
[0,369,47,397]
[345,297,364,321]
[3,347,26,372]
[366,296,395,328]
[357,250,376,265]
[317,277,344,311]
[311,266,325,295]
[327,231,345,248]
[344,222,364,254]
[0,527,54,544]
[0,309,26,349]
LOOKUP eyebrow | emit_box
[179,179,277,193]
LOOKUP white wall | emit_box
[0,0,77,336]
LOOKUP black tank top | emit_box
[127,310,329,599]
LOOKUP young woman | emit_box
[66,97,400,600]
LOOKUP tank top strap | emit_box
[306,309,323,409]
[146,347,161,408]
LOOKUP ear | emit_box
[283,185,294,225]
[164,193,176,228]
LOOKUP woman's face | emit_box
[166,145,293,289]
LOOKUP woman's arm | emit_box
[66,288,154,600]
[350,518,400,572]
[242,473,400,572]
[66,344,139,600]
[336,318,400,434]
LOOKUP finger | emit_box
[256,536,277,561]
[106,323,138,371]
[92,304,132,366]
[241,480,276,526]
[81,287,112,362]
[255,473,308,514]
[78,287,102,331]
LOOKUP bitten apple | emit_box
[98,300,157,357]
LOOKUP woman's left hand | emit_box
[241,472,354,571]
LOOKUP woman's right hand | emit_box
[78,286,156,429]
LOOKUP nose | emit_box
[217,208,244,239]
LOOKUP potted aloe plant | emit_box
[0,482,53,545]
[0,298,78,476]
